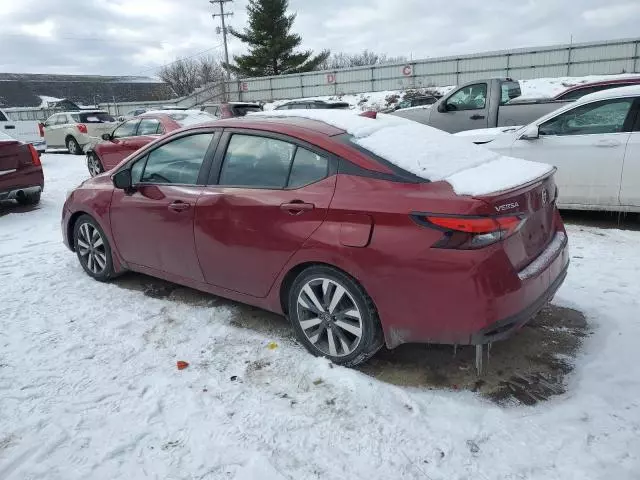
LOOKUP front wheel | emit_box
[87,153,104,177]
[73,214,115,281]
[288,266,383,367]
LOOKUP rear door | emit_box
[510,97,635,208]
[194,130,337,297]
[110,130,219,281]
[619,99,640,206]
[429,82,490,133]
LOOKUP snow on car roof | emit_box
[252,110,553,196]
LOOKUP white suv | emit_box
[43,111,117,155]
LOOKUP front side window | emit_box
[137,118,161,136]
[539,99,634,136]
[112,119,140,139]
[139,133,214,185]
[446,83,488,110]
[219,134,296,188]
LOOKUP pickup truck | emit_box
[0,108,46,154]
[392,78,570,133]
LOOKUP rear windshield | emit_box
[71,112,115,123]
[231,105,262,116]
[168,112,217,126]
[327,103,350,109]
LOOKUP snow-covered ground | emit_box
[263,73,640,112]
[1,154,640,479]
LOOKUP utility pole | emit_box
[210,0,233,101]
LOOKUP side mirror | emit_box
[520,125,540,140]
[118,116,125,122]
[437,102,446,113]
[113,169,132,190]
[102,133,112,141]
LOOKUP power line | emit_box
[210,0,233,100]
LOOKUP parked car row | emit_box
[455,85,640,213]
[393,76,640,133]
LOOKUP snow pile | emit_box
[2,154,640,479]
[38,95,63,108]
[253,109,553,195]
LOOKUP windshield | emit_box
[73,112,116,123]
[169,111,217,126]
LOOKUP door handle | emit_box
[168,201,191,212]
[280,201,315,215]
[4,125,15,129]
[470,114,485,120]
[595,139,620,148]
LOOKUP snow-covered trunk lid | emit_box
[477,171,558,271]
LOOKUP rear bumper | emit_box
[0,184,42,201]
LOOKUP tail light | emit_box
[28,144,41,167]
[76,123,88,134]
[38,123,45,137]
[414,214,525,249]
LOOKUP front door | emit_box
[510,97,635,208]
[195,132,336,297]
[44,114,67,147]
[429,83,490,133]
[99,119,141,169]
[110,131,217,281]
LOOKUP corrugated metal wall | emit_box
[232,37,640,102]
[4,37,639,120]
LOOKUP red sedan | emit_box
[63,112,569,367]
[0,131,44,206]
[86,110,216,177]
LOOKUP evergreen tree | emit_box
[226,0,329,77]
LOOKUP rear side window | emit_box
[288,148,329,188]
[137,118,161,135]
[557,83,636,101]
[219,134,296,188]
[140,133,214,185]
[500,81,522,105]
[79,112,115,123]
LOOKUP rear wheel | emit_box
[87,153,104,177]
[288,265,383,367]
[66,136,82,155]
[73,214,115,281]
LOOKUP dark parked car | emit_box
[62,113,568,367]
[0,131,44,206]
[86,110,217,176]
[200,102,263,118]
[275,100,350,110]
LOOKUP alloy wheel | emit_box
[77,222,107,275]
[296,277,363,357]
[68,138,79,154]
[87,154,102,177]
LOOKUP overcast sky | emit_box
[1,0,639,77]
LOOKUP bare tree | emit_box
[318,50,407,70]
[158,56,226,96]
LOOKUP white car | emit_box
[455,85,640,212]
[0,108,47,154]
[43,111,117,155]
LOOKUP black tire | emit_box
[16,191,41,206]
[73,214,115,282]
[87,152,104,177]
[66,136,82,155]
[288,265,383,367]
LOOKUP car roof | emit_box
[556,77,640,97]
[183,115,345,136]
[576,84,640,103]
